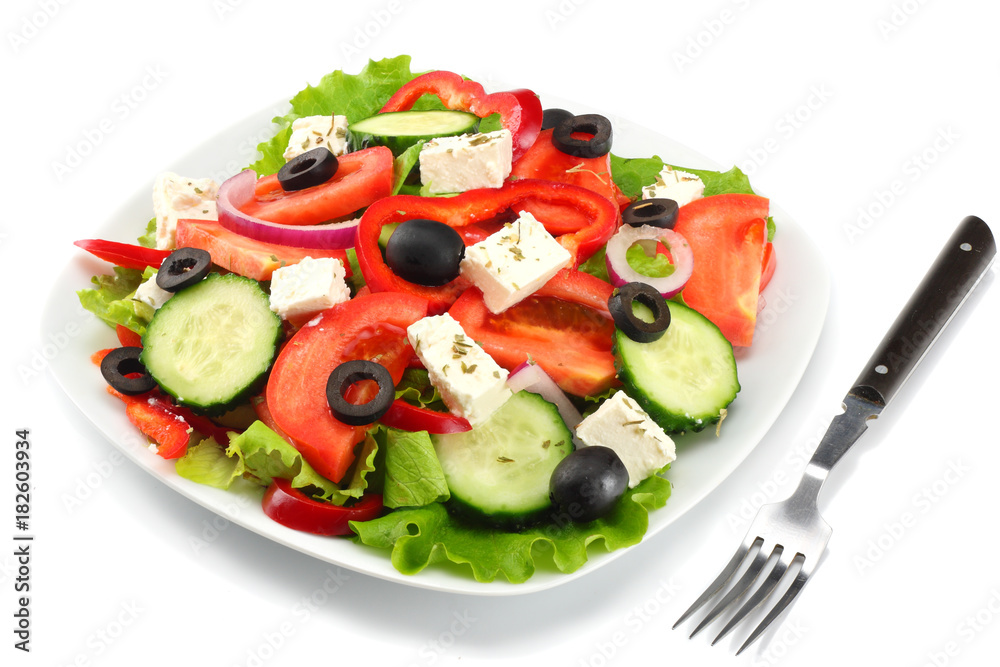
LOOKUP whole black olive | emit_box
[549,446,629,523]
[385,219,466,286]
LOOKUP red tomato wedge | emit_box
[116,324,142,348]
[262,479,383,536]
[674,194,770,347]
[242,146,393,226]
[448,269,616,397]
[510,128,629,235]
[175,218,349,281]
[266,292,429,483]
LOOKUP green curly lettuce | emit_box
[350,472,671,583]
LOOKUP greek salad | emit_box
[74,55,776,583]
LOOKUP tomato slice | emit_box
[673,194,770,347]
[116,324,142,348]
[176,218,349,281]
[262,479,383,536]
[242,146,393,226]
[266,292,429,483]
[380,400,471,434]
[448,269,616,397]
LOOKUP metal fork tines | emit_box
[673,216,995,655]
[673,493,832,654]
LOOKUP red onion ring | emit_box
[507,361,583,430]
[216,170,360,250]
[604,224,694,298]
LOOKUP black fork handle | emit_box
[850,215,995,408]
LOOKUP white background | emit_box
[4,0,999,665]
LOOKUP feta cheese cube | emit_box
[283,115,349,161]
[153,173,219,250]
[268,256,350,320]
[132,276,173,310]
[459,211,572,313]
[406,313,512,426]
[641,165,705,207]
[419,129,513,194]
[574,392,676,488]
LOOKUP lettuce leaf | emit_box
[394,368,446,411]
[667,164,755,197]
[391,141,424,195]
[382,428,449,509]
[610,154,665,199]
[350,473,671,583]
[176,421,378,506]
[76,266,154,335]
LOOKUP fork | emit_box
[673,215,996,654]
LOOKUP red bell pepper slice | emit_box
[242,146,393,226]
[262,479,383,536]
[380,71,542,162]
[511,128,631,232]
[673,194,770,347]
[356,179,619,315]
[266,292,429,484]
[379,400,471,434]
[74,239,171,271]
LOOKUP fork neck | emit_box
[791,392,884,504]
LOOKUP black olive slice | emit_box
[541,108,574,131]
[278,147,339,192]
[551,113,613,159]
[100,346,157,396]
[608,282,671,343]
[385,218,466,286]
[549,446,628,523]
[622,198,679,229]
[326,360,395,426]
[155,247,212,293]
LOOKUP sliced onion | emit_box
[216,170,360,250]
[507,361,583,430]
[604,224,694,298]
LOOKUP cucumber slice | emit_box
[614,300,739,433]
[140,273,281,415]
[431,391,573,528]
[348,110,479,156]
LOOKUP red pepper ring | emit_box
[379,71,543,162]
[262,479,384,536]
[74,239,171,271]
[355,179,620,315]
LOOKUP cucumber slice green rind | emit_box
[140,273,281,415]
[431,392,573,529]
[614,300,739,433]
[348,110,479,156]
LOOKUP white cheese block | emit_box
[641,165,705,207]
[268,256,350,320]
[574,391,676,488]
[406,313,512,426]
[152,173,219,250]
[459,211,572,314]
[283,115,350,161]
[132,276,173,310]
[419,129,513,194]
